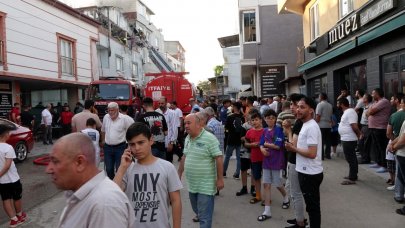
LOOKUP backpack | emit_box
[233,115,244,134]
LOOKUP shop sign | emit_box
[0,81,12,92]
[360,0,396,26]
[0,93,12,119]
[260,66,285,98]
[328,14,359,46]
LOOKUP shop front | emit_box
[300,0,405,102]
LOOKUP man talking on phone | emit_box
[114,122,183,228]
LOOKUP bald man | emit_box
[46,133,135,228]
[178,114,224,227]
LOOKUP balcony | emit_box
[277,0,308,15]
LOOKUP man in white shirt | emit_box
[101,102,134,179]
[285,97,323,228]
[171,101,184,161]
[46,133,135,228]
[156,97,178,163]
[41,103,53,145]
[337,98,362,185]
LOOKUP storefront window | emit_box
[308,75,327,99]
[335,62,367,102]
[383,54,400,98]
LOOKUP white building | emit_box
[0,0,99,117]
[165,41,186,72]
[211,35,250,99]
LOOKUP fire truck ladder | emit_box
[148,47,174,73]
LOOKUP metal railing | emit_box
[0,40,3,65]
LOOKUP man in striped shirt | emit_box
[178,114,224,228]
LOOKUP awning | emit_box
[279,75,303,84]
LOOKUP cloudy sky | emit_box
[142,0,239,84]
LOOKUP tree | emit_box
[197,80,211,96]
[214,65,224,77]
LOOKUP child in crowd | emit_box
[236,111,253,196]
[244,111,264,204]
[0,121,27,227]
[81,118,101,166]
[257,109,289,221]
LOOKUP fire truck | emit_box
[87,77,143,119]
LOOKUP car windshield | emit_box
[89,84,130,100]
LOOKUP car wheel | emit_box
[15,141,28,162]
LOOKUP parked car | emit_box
[0,118,34,162]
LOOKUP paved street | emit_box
[1,142,404,227]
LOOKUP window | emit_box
[116,55,123,72]
[339,0,354,19]
[308,75,327,99]
[132,63,138,78]
[382,52,405,98]
[242,11,256,43]
[0,11,7,69]
[57,33,76,78]
[310,2,319,41]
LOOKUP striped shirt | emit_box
[184,129,222,195]
[276,110,296,126]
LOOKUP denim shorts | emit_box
[251,162,262,180]
[262,169,282,187]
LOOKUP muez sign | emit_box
[328,14,359,46]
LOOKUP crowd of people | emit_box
[1,89,405,227]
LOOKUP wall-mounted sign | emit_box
[360,0,396,26]
[260,66,285,98]
[0,93,12,119]
[0,81,12,92]
[328,14,359,46]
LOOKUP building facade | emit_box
[165,41,186,72]
[239,0,303,98]
[0,0,99,118]
[279,0,405,101]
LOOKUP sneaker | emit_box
[17,212,27,223]
[376,167,387,173]
[9,219,20,228]
[233,174,240,179]
[236,187,248,196]
[369,164,379,168]
[223,173,227,178]
[387,185,395,191]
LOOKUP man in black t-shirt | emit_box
[284,94,307,228]
[20,105,34,130]
[223,101,245,179]
[136,97,168,159]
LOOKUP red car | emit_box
[1,118,34,162]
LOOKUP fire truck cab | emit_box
[87,77,143,119]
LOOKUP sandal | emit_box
[250,198,260,204]
[282,200,290,209]
[257,214,271,221]
[192,216,199,222]
[341,180,356,185]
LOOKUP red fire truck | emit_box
[144,72,194,114]
[87,77,143,119]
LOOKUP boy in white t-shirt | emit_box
[0,121,27,227]
[81,118,101,166]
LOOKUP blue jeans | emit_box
[223,144,241,176]
[395,156,404,200]
[189,192,215,228]
[152,147,166,160]
[104,143,126,179]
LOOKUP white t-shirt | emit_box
[269,101,278,112]
[338,108,358,141]
[41,109,52,125]
[0,143,20,184]
[173,108,183,128]
[122,158,183,228]
[296,119,323,175]
[81,128,101,165]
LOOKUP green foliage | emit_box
[214,65,224,77]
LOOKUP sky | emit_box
[142,0,239,84]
